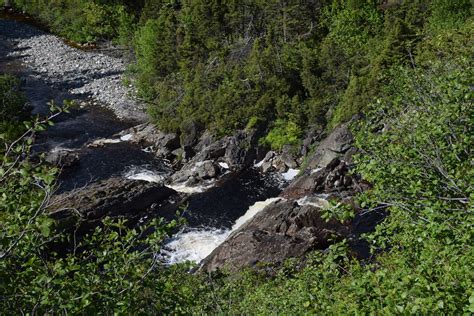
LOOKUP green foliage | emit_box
[262,118,302,151]
[0,74,27,139]
[429,0,472,30]
[176,16,473,314]
[12,0,137,43]
[0,78,205,314]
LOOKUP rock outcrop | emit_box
[117,123,180,159]
[201,132,375,272]
[169,127,265,186]
[201,199,351,272]
[44,149,80,168]
[306,122,355,169]
[49,177,179,230]
[281,158,370,200]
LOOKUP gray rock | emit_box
[224,128,262,169]
[181,121,203,151]
[307,122,354,169]
[195,160,219,179]
[281,158,370,200]
[44,149,79,168]
[49,177,178,229]
[171,159,221,183]
[120,123,179,151]
[201,199,351,272]
[281,145,298,169]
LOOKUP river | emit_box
[0,12,287,264]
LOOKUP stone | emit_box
[195,160,219,179]
[119,123,180,154]
[181,121,203,150]
[201,199,351,272]
[281,145,298,169]
[49,177,178,230]
[280,158,362,200]
[44,149,79,168]
[306,122,354,169]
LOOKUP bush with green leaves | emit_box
[262,118,302,151]
[0,78,206,314]
[0,74,28,139]
[11,0,137,43]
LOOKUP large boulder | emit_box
[281,158,365,199]
[44,149,80,168]
[117,123,180,158]
[49,177,178,230]
[224,128,264,169]
[306,122,355,169]
[201,199,351,272]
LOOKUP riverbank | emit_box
[0,17,146,122]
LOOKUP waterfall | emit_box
[161,197,282,264]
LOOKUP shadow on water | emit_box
[181,169,282,229]
[57,143,169,194]
[1,11,284,234]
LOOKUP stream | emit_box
[0,14,285,264]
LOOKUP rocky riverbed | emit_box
[0,17,146,121]
[0,13,385,271]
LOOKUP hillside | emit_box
[0,0,473,314]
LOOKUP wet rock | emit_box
[118,123,179,152]
[201,199,351,272]
[171,128,265,186]
[193,131,216,153]
[44,149,79,168]
[281,145,298,169]
[224,128,265,169]
[181,121,203,153]
[49,177,178,230]
[171,160,221,183]
[258,150,292,173]
[196,160,220,179]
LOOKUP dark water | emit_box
[1,14,283,232]
[183,169,282,228]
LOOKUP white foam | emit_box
[282,168,299,181]
[254,159,265,168]
[162,197,282,264]
[162,228,230,265]
[166,184,206,194]
[167,184,203,194]
[218,162,229,169]
[89,138,121,147]
[120,133,133,141]
[296,195,330,208]
[311,167,322,174]
[231,197,282,231]
[124,167,163,183]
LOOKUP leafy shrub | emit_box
[12,0,136,43]
[262,118,302,151]
[0,74,27,139]
[0,74,26,121]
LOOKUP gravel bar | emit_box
[0,18,148,122]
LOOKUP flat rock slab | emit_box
[49,177,178,229]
